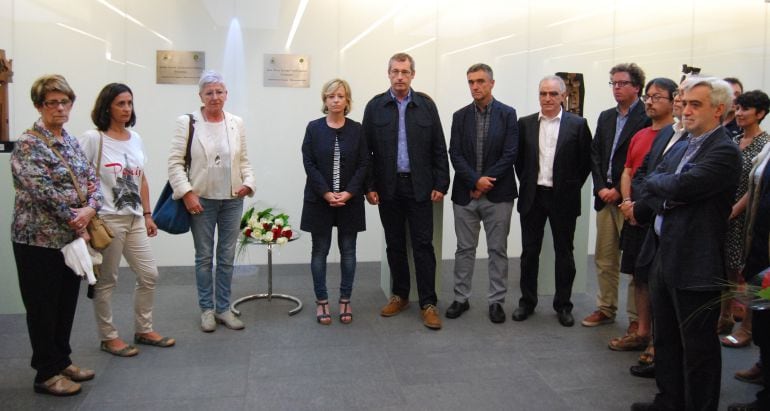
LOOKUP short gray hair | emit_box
[539,75,566,94]
[680,76,733,121]
[467,63,493,81]
[198,70,226,92]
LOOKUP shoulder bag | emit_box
[153,114,195,234]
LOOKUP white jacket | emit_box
[167,110,256,200]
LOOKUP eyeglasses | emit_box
[43,99,72,109]
[641,94,672,103]
[608,80,633,88]
[389,69,412,77]
[539,91,561,97]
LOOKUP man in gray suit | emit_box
[446,63,518,324]
[512,75,592,327]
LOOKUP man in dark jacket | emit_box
[363,52,450,330]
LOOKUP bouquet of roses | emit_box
[239,207,294,246]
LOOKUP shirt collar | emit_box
[474,98,495,114]
[389,88,412,104]
[616,98,640,118]
[538,107,563,122]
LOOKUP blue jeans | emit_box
[190,197,243,313]
[310,229,357,301]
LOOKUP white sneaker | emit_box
[200,309,216,332]
[214,311,244,330]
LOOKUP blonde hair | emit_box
[30,74,76,108]
[321,78,352,115]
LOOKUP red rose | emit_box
[282,229,293,239]
[244,228,252,237]
[763,273,770,289]
[272,231,279,241]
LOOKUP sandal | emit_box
[339,299,353,324]
[100,341,138,357]
[717,316,735,335]
[638,343,655,365]
[316,301,332,325]
[721,328,752,348]
[608,332,650,351]
[134,333,176,347]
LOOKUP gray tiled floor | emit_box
[0,258,762,410]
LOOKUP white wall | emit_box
[2,0,770,312]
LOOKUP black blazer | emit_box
[363,89,450,202]
[590,101,651,210]
[449,99,518,206]
[636,126,740,289]
[515,110,592,217]
[300,117,368,233]
[631,124,687,225]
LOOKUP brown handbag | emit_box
[25,129,114,250]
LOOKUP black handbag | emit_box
[153,114,195,234]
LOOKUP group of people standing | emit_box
[9,52,770,410]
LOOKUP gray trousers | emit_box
[452,197,514,304]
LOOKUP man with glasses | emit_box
[583,63,651,330]
[445,63,518,324]
[512,75,592,327]
[608,78,678,356]
[363,52,450,330]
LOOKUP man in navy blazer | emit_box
[631,77,740,411]
[363,52,450,330]
[512,75,592,327]
[583,63,651,329]
[445,63,518,324]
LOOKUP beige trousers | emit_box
[594,204,637,320]
[92,214,158,340]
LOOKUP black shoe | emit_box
[557,310,574,327]
[630,402,667,411]
[445,300,469,319]
[512,306,533,321]
[727,400,763,411]
[489,303,506,323]
[630,363,655,379]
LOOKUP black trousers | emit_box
[378,176,437,308]
[649,256,721,411]
[518,187,577,312]
[13,242,81,383]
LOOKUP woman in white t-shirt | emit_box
[79,83,175,357]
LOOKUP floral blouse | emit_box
[11,120,103,249]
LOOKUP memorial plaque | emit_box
[156,50,205,85]
[264,54,310,88]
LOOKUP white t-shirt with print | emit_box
[78,129,147,216]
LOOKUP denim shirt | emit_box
[11,120,103,249]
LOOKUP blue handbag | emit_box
[153,114,195,234]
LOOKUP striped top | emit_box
[332,133,341,192]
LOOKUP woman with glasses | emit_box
[11,75,103,396]
[301,78,368,325]
[79,83,175,357]
[168,70,256,332]
[720,90,770,347]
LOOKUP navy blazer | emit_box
[636,126,740,289]
[590,101,651,210]
[300,117,368,233]
[363,89,450,202]
[515,110,592,217]
[449,99,518,206]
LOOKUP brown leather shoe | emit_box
[421,304,442,330]
[33,375,81,396]
[581,310,614,327]
[62,364,95,382]
[735,363,764,385]
[380,295,409,317]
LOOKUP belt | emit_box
[537,185,553,191]
[396,173,411,178]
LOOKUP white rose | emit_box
[259,218,269,224]
[248,216,259,228]
[273,217,284,227]
[276,237,288,245]
[261,232,274,242]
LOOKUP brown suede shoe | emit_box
[421,304,442,330]
[33,375,81,396]
[381,295,409,317]
[735,363,764,385]
[62,364,95,382]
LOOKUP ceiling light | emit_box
[403,37,436,53]
[285,0,310,50]
[442,34,515,57]
[340,1,407,53]
[97,0,173,45]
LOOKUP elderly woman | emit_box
[79,83,174,357]
[721,90,770,347]
[168,70,256,332]
[11,75,102,396]
[301,79,368,325]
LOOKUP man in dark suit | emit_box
[363,52,450,330]
[445,63,518,324]
[512,75,592,327]
[583,63,651,329]
[631,77,741,411]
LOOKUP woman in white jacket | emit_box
[168,71,256,332]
